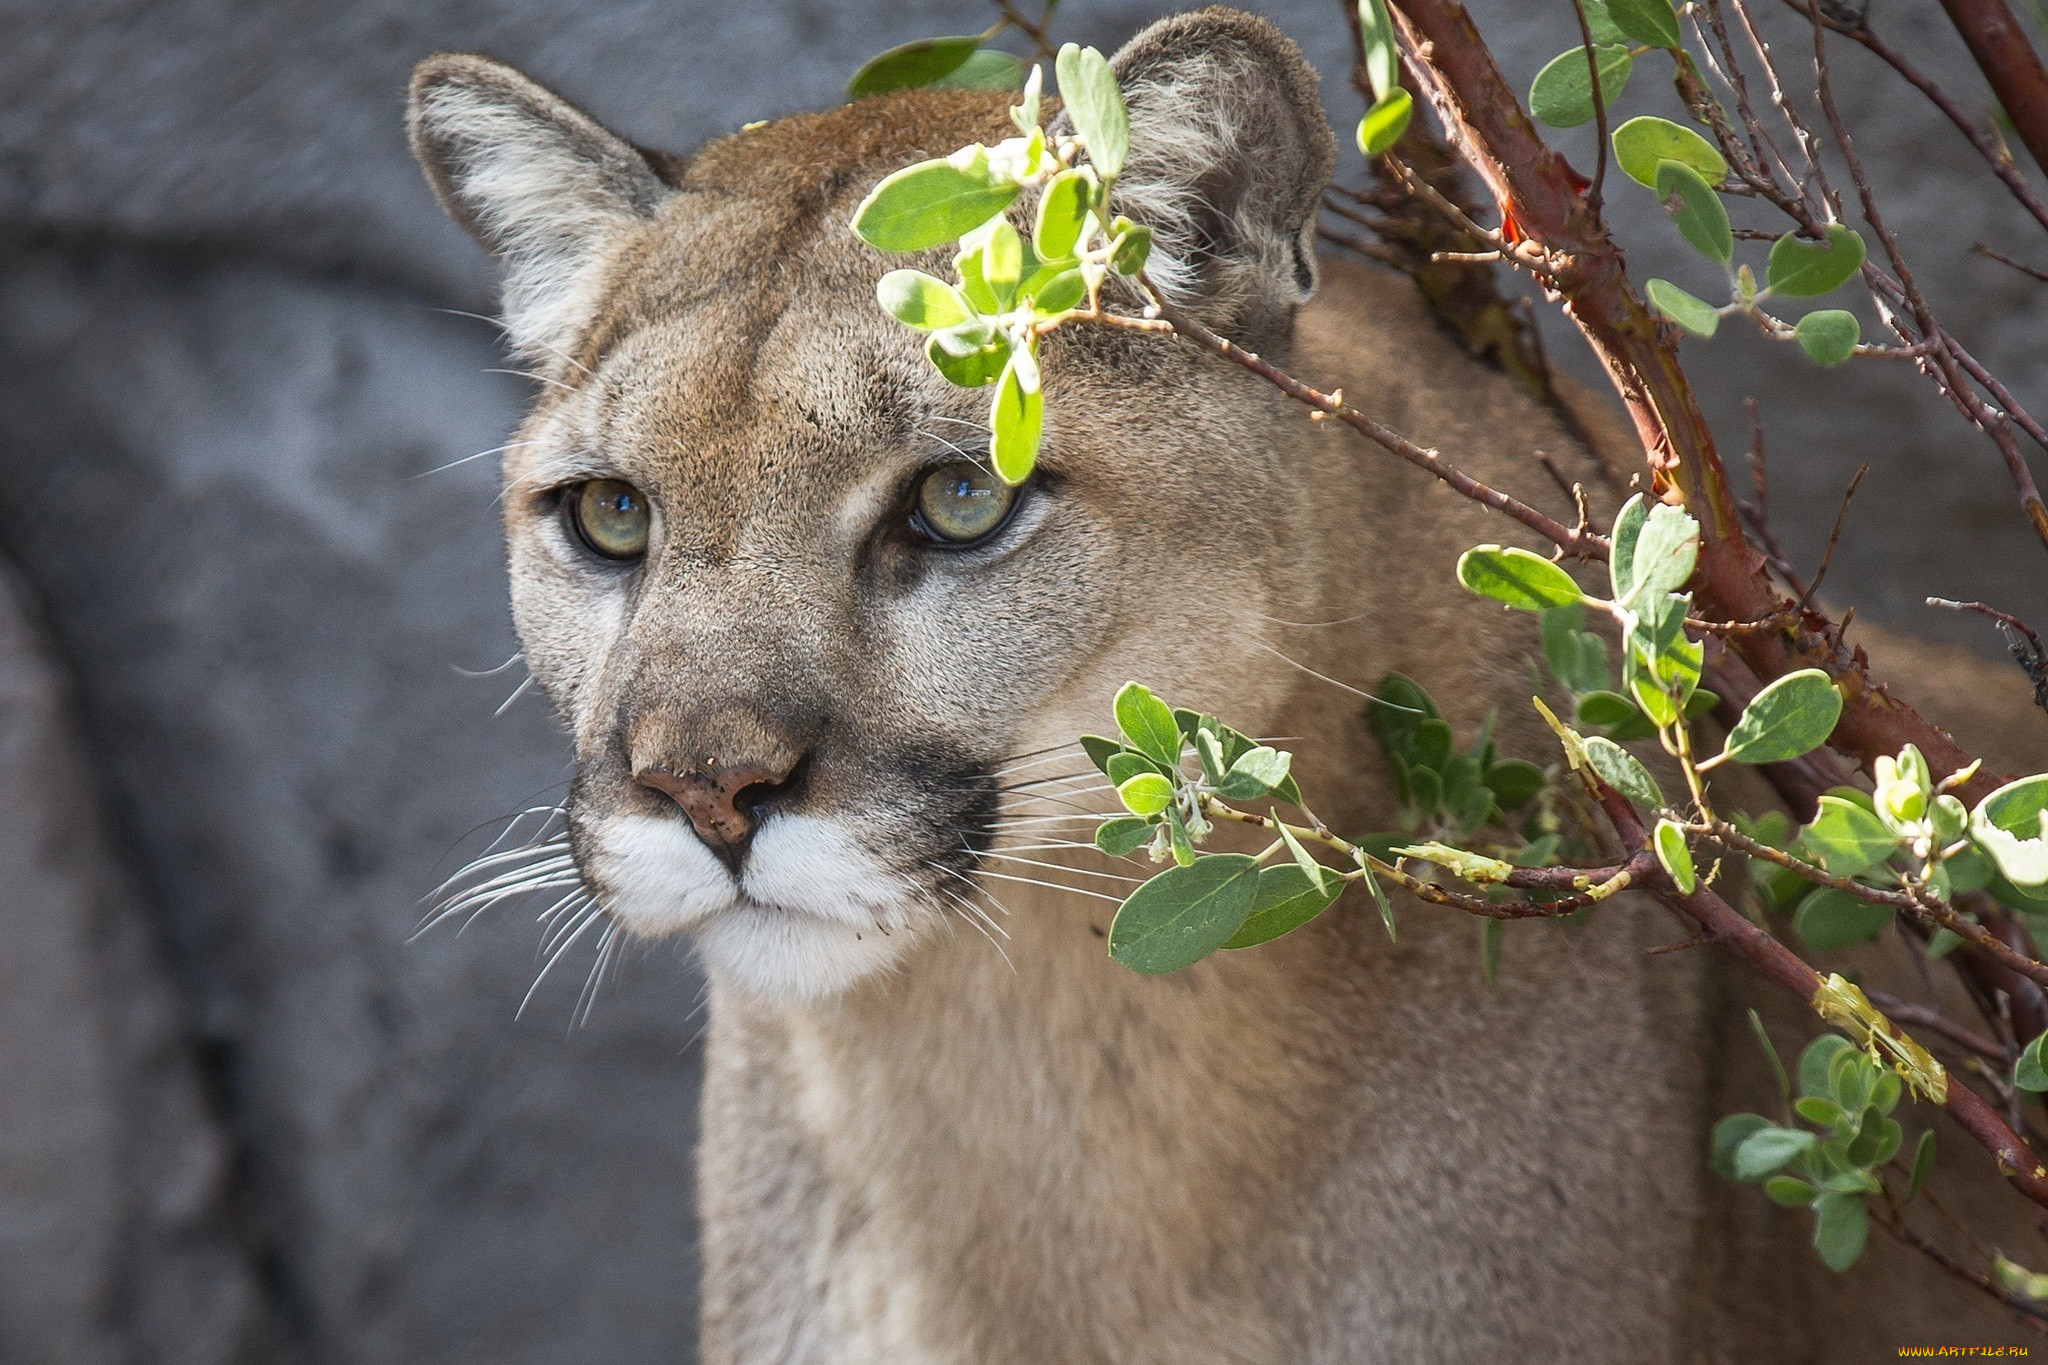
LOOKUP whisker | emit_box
[571,921,621,1032]
[517,901,610,1021]
[973,850,1144,884]
[968,869,1127,903]
[494,673,538,716]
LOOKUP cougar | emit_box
[409,8,2045,1358]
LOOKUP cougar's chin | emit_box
[588,811,927,1005]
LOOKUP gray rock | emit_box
[0,554,264,1363]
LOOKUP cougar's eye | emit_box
[912,461,1018,546]
[568,479,651,561]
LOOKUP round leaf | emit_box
[1116,772,1174,817]
[1802,795,1900,878]
[847,35,981,97]
[989,346,1042,484]
[1625,502,1701,600]
[1720,668,1843,765]
[1794,309,1859,366]
[1094,815,1153,858]
[1971,775,2048,887]
[1034,169,1092,260]
[930,48,1028,92]
[853,160,1021,253]
[1055,44,1129,178]
[1113,682,1183,769]
[1734,1124,1816,1181]
[1655,159,1732,264]
[1654,818,1696,893]
[1581,735,1664,809]
[925,332,1007,388]
[1456,545,1584,610]
[1528,44,1633,129]
[1813,1191,1869,1272]
[1107,854,1261,973]
[1356,88,1413,156]
[1612,115,1729,189]
[1645,278,1720,337]
[876,270,974,331]
[1606,0,1683,48]
[1765,225,1867,297]
[2017,1032,2048,1092]
[1222,864,1341,949]
[1791,886,1893,952]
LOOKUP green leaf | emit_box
[1481,916,1503,988]
[1579,0,1634,46]
[1361,857,1396,941]
[1223,864,1341,949]
[1484,759,1545,810]
[930,48,1028,91]
[852,159,1021,253]
[1105,751,1163,786]
[1721,669,1843,765]
[1357,88,1413,156]
[2018,1032,2048,1091]
[876,269,974,331]
[1791,886,1893,952]
[1802,795,1899,877]
[1734,1124,1816,1180]
[1712,1112,1773,1178]
[1094,815,1152,857]
[1655,159,1732,264]
[1908,1129,1936,1198]
[983,220,1023,304]
[1108,223,1152,276]
[1971,775,2048,886]
[1625,502,1701,600]
[1034,169,1092,260]
[1055,44,1129,178]
[1027,268,1085,316]
[1079,734,1123,775]
[925,332,1008,388]
[1612,115,1728,188]
[1608,494,1649,599]
[1582,735,1664,809]
[1646,278,1720,337]
[1357,0,1402,101]
[1107,853,1260,973]
[1114,683,1183,769]
[1529,44,1633,128]
[1606,0,1683,48]
[1116,772,1174,817]
[1799,1034,1855,1100]
[1795,309,1860,366]
[989,345,1043,484]
[1456,544,1584,610]
[1215,746,1292,800]
[1577,690,1644,730]
[1764,1175,1819,1208]
[847,35,982,97]
[1655,818,1696,893]
[1995,1254,2048,1304]
[1812,1191,1869,1272]
[1795,1095,1848,1131]
[1765,225,1867,297]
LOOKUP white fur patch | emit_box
[595,813,739,934]
[592,811,920,1005]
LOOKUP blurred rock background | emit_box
[0,1,2042,1361]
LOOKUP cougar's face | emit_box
[501,200,1145,1004]
[411,45,1330,1003]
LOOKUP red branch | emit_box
[1934,0,2048,178]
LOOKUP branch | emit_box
[1933,0,2048,178]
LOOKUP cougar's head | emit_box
[409,10,1337,1004]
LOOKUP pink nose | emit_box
[633,761,794,850]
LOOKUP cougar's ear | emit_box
[408,54,669,364]
[1095,8,1337,340]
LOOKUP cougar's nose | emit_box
[633,755,801,860]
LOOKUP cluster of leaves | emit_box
[1077,684,1384,973]
[849,46,1152,484]
[1525,0,1868,364]
[1354,0,1414,155]
[1715,1031,1932,1272]
[1365,673,1547,845]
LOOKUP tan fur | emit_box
[410,11,2048,1358]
